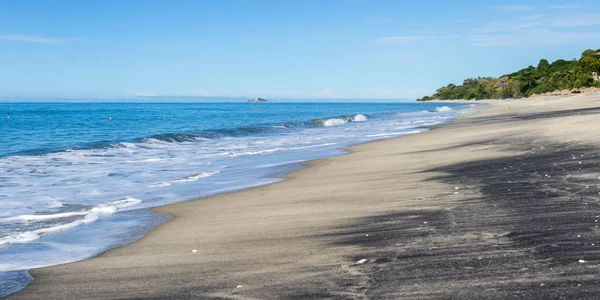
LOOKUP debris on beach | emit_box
[453,192,459,195]
[192,249,198,253]
[354,259,370,266]
[578,259,586,263]
[417,197,424,200]
[236,285,244,289]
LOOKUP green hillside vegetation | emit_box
[418,49,600,101]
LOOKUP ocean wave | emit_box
[435,106,453,112]
[0,198,142,246]
[0,211,89,223]
[234,148,285,156]
[324,118,347,126]
[289,143,337,150]
[3,112,380,159]
[353,114,367,122]
[142,133,199,143]
[313,117,350,127]
[171,171,221,183]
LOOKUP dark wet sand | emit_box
[9,94,600,299]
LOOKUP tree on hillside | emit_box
[580,56,600,73]
[581,49,600,58]
[416,48,600,101]
[549,59,576,71]
[538,59,550,72]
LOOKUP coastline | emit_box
[10,93,600,299]
[0,102,457,297]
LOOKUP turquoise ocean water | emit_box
[0,101,467,297]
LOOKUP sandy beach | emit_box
[9,93,600,299]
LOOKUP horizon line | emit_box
[0,96,415,102]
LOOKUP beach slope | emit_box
[10,94,600,299]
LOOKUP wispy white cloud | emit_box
[374,9,600,49]
[490,5,537,12]
[549,4,583,9]
[475,17,543,33]
[0,34,71,44]
[467,30,600,47]
[375,35,460,45]
[546,13,600,27]
[476,13,600,32]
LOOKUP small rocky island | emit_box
[247,97,269,103]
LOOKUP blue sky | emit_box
[1,0,599,100]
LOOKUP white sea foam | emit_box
[322,118,347,126]
[289,143,336,150]
[365,130,423,137]
[435,106,453,112]
[238,148,285,156]
[353,114,367,122]
[0,212,89,223]
[140,158,170,163]
[172,171,221,183]
[0,198,142,246]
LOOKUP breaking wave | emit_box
[353,114,367,122]
[171,171,221,183]
[435,106,453,112]
[0,198,142,246]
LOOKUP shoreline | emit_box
[0,102,457,298]
[10,94,600,299]
[1,105,463,299]
[4,112,445,297]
